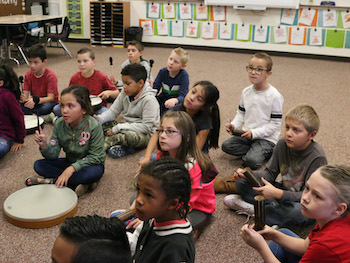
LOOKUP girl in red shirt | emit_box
[241,164,350,263]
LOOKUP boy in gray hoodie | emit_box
[95,64,159,158]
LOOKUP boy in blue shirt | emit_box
[153,47,189,115]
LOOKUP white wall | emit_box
[130,0,350,57]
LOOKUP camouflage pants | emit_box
[103,121,151,151]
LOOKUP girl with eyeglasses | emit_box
[155,111,216,239]
[138,80,220,171]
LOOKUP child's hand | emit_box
[126,218,143,230]
[11,142,23,151]
[257,225,276,241]
[226,123,234,133]
[55,166,75,188]
[241,224,267,251]
[93,114,99,121]
[252,178,283,200]
[24,98,35,109]
[106,129,114,136]
[34,127,47,149]
[233,168,245,180]
[164,98,178,109]
[98,90,110,100]
[137,156,151,173]
[110,75,117,85]
[20,93,27,103]
[242,130,252,139]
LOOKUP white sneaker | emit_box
[224,194,254,217]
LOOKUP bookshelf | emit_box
[90,1,130,47]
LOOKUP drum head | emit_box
[90,95,102,106]
[24,115,44,134]
[4,185,78,228]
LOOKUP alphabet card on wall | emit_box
[299,8,317,26]
[281,9,298,25]
[163,3,176,19]
[170,20,184,37]
[156,19,169,35]
[289,27,306,45]
[341,11,350,29]
[140,19,154,36]
[219,22,233,40]
[322,9,337,27]
[201,22,217,39]
[236,24,251,41]
[272,26,288,43]
[147,2,161,19]
[211,6,226,21]
[253,25,269,43]
[179,3,193,20]
[186,21,199,38]
[308,28,324,46]
[195,4,209,20]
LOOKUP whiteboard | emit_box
[204,0,300,9]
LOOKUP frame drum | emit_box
[24,115,44,135]
[4,185,78,229]
[90,95,102,111]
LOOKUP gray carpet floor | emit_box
[1,42,350,262]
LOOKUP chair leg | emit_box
[17,46,29,65]
[8,42,21,67]
[58,39,73,58]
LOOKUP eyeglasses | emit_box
[246,66,269,75]
[156,129,182,137]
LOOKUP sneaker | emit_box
[41,112,55,123]
[75,184,89,197]
[89,182,98,191]
[108,145,134,159]
[224,194,254,217]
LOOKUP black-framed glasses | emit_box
[156,129,182,137]
[246,66,269,75]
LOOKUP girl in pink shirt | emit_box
[155,111,216,239]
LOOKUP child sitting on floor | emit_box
[219,105,327,227]
[127,157,195,263]
[26,85,106,197]
[20,44,58,121]
[110,40,153,87]
[153,47,189,115]
[95,63,159,158]
[241,165,350,262]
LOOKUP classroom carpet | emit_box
[1,42,350,262]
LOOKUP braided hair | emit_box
[140,157,192,218]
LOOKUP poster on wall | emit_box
[66,0,83,37]
[0,0,25,16]
[163,3,176,19]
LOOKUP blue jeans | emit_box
[21,102,57,115]
[34,158,104,189]
[222,137,275,170]
[53,104,108,116]
[236,179,315,227]
[0,137,13,158]
[268,228,302,263]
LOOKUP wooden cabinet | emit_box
[90,1,130,47]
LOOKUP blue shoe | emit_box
[108,145,134,159]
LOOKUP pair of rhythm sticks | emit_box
[242,167,266,231]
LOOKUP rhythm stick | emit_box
[253,195,266,231]
[19,76,24,93]
[115,209,136,222]
[149,59,154,80]
[242,167,263,187]
[109,56,113,76]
